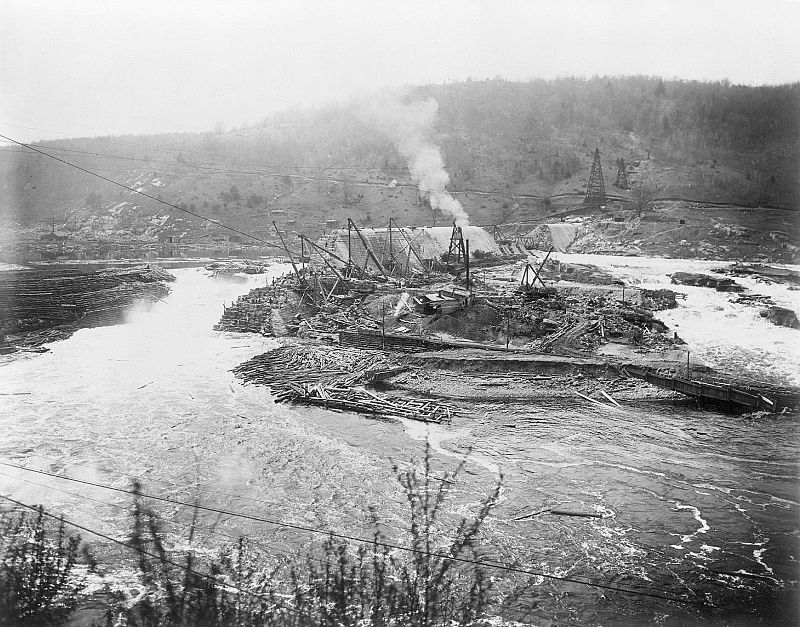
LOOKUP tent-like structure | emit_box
[316,225,502,274]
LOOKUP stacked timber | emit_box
[215,274,383,337]
[233,343,457,423]
[214,285,287,334]
[300,386,455,423]
[0,265,174,337]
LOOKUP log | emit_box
[599,390,621,406]
[548,510,603,519]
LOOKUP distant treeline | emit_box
[2,76,798,223]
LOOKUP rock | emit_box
[759,306,800,329]
[727,262,800,285]
[640,288,679,311]
[670,272,744,292]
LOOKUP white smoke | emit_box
[359,92,469,226]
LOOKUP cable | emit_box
[0,470,287,553]
[0,493,271,601]
[0,133,287,252]
[7,453,287,511]
[0,128,375,172]
[0,460,698,604]
[0,492,610,627]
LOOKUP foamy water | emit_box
[551,253,800,385]
[0,259,797,624]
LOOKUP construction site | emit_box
[213,210,799,421]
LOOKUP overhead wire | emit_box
[0,470,290,554]
[0,491,590,626]
[0,459,699,605]
[3,452,303,514]
[0,132,287,252]
[0,493,274,602]
[0,125,375,172]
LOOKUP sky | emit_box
[1,0,798,142]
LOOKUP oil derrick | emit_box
[614,158,628,190]
[445,223,465,270]
[584,147,607,207]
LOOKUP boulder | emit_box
[670,272,744,292]
[760,306,800,329]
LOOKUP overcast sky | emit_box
[1,0,798,142]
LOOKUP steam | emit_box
[359,92,469,226]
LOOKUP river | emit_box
[0,258,797,624]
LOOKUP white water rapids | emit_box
[0,258,797,624]
[551,252,800,386]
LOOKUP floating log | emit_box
[548,509,604,518]
[574,390,615,409]
[599,390,621,406]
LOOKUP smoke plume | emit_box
[359,92,469,226]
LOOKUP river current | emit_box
[0,258,797,624]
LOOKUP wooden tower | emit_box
[584,147,607,207]
[445,223,465,269]
[614,158,628,190]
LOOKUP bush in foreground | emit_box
[1,443,510,626]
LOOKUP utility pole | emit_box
[300,236,305,274]
[381,302,386,348]
[347,220,352,276]
[465,239,470,290]
[388,219,393,274]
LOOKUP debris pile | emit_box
[639,288,680,311]
[233,343,457,422]
[491,289,681,353]
[300,304,380,335]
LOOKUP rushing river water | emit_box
[0,259,798,624]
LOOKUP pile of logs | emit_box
[300,303,380,335]
[301,385,456,423]
[214,285,288,334]
[0,265,174,335]
[233,343,457,423]
[205,260,269,275]
[215,276,382,337]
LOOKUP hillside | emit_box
[1,77,798,259]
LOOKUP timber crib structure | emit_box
[233,344,459,423]
[624,365,800,413]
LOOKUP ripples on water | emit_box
[0,262,797,624]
